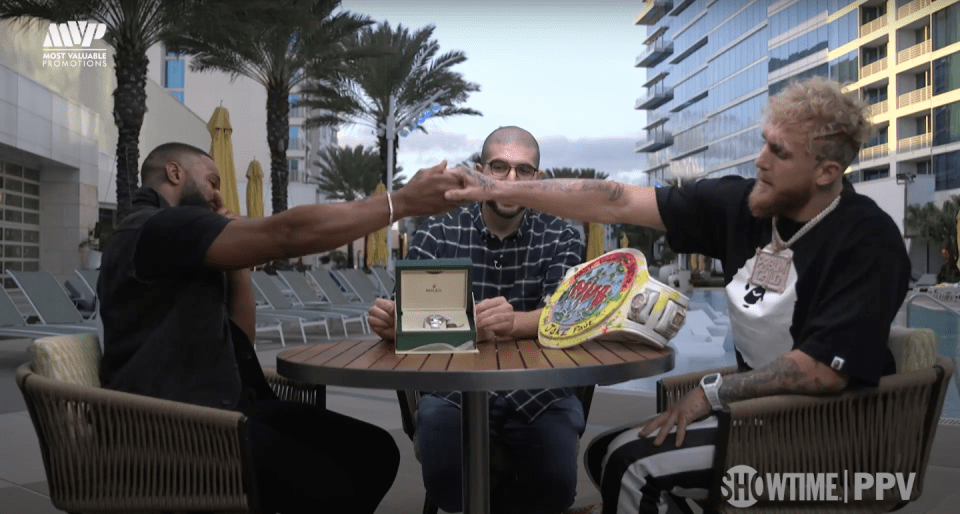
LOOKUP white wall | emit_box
[1,20,213,273]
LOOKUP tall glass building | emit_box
[635,0,960,270]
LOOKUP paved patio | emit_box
[1,308,958,513]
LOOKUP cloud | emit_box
[336,129,652,185]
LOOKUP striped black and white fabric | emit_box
[407,203,584,422]
[587,418,718,514]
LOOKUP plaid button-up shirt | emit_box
[407,203,584,422]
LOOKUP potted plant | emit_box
[79,221,115,269]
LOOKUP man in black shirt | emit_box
[98,142,463,514]
[444,77,910,513]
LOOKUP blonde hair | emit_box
[764,76,873,169]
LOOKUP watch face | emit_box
[703,374,718,386]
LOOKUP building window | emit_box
[863,168,889,182]
[163,50,186,103]
[934,3,960,51]
[0,160,41,287]
[868,127,889,147]
[861,4,886,25]
[934,100,960,146]
[933,51,960,96]
[934,150,960,190]
[829,50,858,84]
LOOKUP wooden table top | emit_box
[276,338,675,391]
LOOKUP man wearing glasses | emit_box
[368,126,585,514]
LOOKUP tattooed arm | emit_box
[719,349,848,403]
[445,167,666,230]
[639,350,848,447]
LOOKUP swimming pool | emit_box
[602,289,960,421]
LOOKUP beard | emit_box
[178,177,210,209]
[485,199,525,219]
[748,179,814,219]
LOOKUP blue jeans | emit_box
[417,394,586,514]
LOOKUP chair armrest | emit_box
[656,365,739,412]
[711,357,954,505]
[263,366,325,407]
[15,363,251,513]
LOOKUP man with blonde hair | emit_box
[445,77,910,513]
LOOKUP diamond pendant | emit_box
[749,248,792,294]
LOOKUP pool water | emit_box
[602,289,960,421]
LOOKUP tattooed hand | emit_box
[444,166,499,202]
[636,386,712,447]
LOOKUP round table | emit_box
[277,338,674,514]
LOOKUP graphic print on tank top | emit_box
[725,242,797,369]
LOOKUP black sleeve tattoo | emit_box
[578,180,623,201]
[718,355,840,404]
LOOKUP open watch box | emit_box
[395,258,478,353]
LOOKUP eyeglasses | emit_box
[484,160,538,180]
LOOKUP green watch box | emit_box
[395,258,477,353]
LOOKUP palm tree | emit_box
[313,144,404,201]
[301,22,481,185]
[905,195,960,251]
[543,167,609,180]
[0,0,193,220]
[314,144,403,268]
[164,0,372,214]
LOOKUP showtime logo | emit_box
[43,21,106,48]
[721,465,916,508]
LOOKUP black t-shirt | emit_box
[656,176,910,387]
[99,188,274,409]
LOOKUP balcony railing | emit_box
[860,57,888,79]
[898,132,932,152]
[636,131,673,152]
[868,100,888,117]
[635,86,674,110]
[635,0,673,26]
[859,144,889,161]
[635,40,674,68]
[897,39,931,64]
[897,0,932,20]
[897,85,931,109]
[859,15,888,38]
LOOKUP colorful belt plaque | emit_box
[539,248,689,349]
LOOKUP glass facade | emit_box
[933,51,960,95]
[933,2,960,51]
[162,48,185,103]
[934,100,960,146]
[634,0,960,189]
[770,27,829,73]
[934,150,960,190]
[829,50,858,84]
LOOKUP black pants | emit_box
[237,398,400,514]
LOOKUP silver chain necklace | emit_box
[770,193,842,253]
[749,193,842,293]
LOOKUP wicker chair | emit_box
[15,332,323,514]
[656,327,954,513]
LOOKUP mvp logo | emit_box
[43,21,107,48]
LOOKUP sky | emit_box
[337,0,650,185]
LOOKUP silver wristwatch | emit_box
[700,372,724,411]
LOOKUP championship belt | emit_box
[538,248,689,349]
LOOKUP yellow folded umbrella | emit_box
[208,107,241,214]
[587,222,605,261]
[245,160,264,218]
[367,183,389,268]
